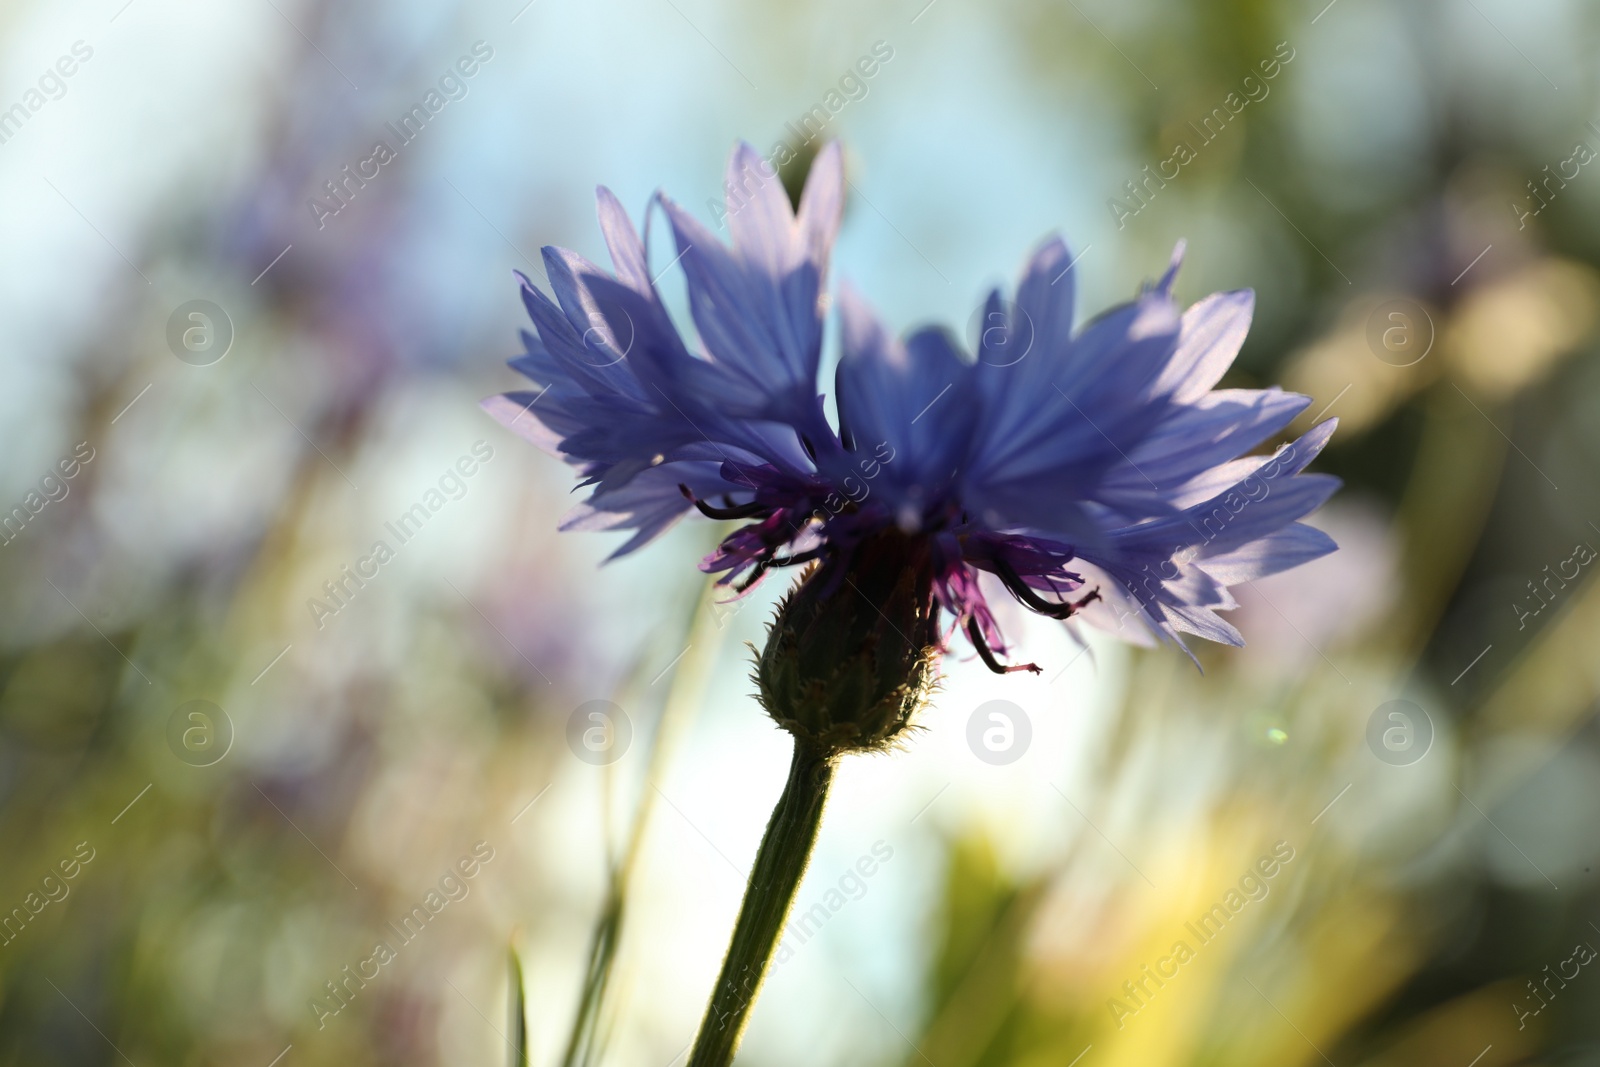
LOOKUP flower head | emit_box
[486,142,1339,672]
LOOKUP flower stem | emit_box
[687,740,836,1067]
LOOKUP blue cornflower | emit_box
[485,142,1339,673]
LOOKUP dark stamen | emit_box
[769,547,824,569]
[967,617,1042,675]
[734,554,773,593]
[994,560,1079,620]
[800,434,818,462]
[679,484,767,520]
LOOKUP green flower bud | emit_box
[755,531,941,754]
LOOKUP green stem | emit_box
[687,740,835,1067]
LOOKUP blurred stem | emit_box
[509,946,530,1067]
[561,568,725,1067]
[558,880,624,1067]
[1388,382,1508,658]
[687,741,835,1067]
[914,881,1046,1067]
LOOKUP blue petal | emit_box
[1151,289,1254,403]
[1010,235,1078,370]
[834,286,974,504]
[653,141,844,421]
[1067,420,1341,653]
[961,294,1182,539]
[1196,522,1339,584]
[562,461,742,560]
[1093,388,1311,518]
[595,185,653,294]
[1110,420,1341,558]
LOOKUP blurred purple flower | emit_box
[486,142,1340,670]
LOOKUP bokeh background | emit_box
[3,0,1600,1063]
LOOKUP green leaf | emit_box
[509,945,530,1067]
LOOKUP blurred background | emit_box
[2,0,1599,1063]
